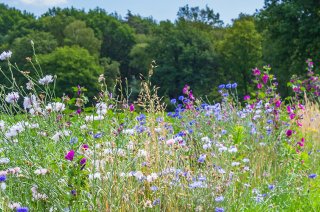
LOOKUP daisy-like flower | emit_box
[5,92,19,104]
[38,75,54,85]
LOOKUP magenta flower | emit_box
[275,100,281,108]
[257,83,262,89]
[129,104,134,112]
[286,130,293,137]
[289,113,295,120]
[244,95,250,101]
[252,68,261,76]
[262,74,269,84]
[65,150,75,161]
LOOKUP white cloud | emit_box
[20,0,68,6]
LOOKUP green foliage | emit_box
[63,20,101,56]
[38,46,103,97]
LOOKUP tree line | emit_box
[0,0,319,103]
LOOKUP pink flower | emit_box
[252,68,261,76]
[262,74,269,84]
[166,139,175,145]
[298,104,305,110]
[65,150,75,161]
[297,142,304,147]
[257,83,262,89]
[129,104,134,112]
[244,95,250,101]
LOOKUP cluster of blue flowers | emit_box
[218,83,238,89]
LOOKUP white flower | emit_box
[34,168,48,175]
[39,75,54,85]
[137,149,148,157]
[228,146,238,153]
[0,120,5,131]
[23,95,38,110]
[84,115,104,122]
[89,172,101,180]
[231,162,240,166]
[51,131,62,142]
[5,92,19,104]
[134,171,144,180]
[96,102,107,115]
[123,129,135,135]
[0,50,12,60]
[46,102,66,112]
[26,81,34,90]
[80,124,87,130]
[243,158,250,163]
[8,202,21,209]
[1,182,6,190]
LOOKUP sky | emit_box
[0,0,265,24]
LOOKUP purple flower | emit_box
[170,99,177,104]
[257,83,262,89]
[0,175,6,182]
[218,84,225,89]
[197,154,206,163]
[80,158,87,165]
[65,150,75,161]
[226,84,232,89]
[286,130,293,137]
[268,184,275,190]
[82,144,89,150]
[231,83,237,88]
[262,74,269,84]
[215,207,225,212]
[215,196,224,202]
[309,174,317,179]
[16,207,29,212]
[129,104,134,112]
[244,95,250,101]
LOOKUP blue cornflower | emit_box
[16,207,29,212]
[69,137,78,145]
[0,175,6,182]
[218,84,225,89]
[221,130,227,135]
[153,198,160,206]
[178,96,184,101]
[215,196,224,202]
[170,99,176,104]
[309,174,317,179]
[226,84,232,89]
[150,186,158,191]
[94,132,103,139]
[231,83,237,88]
[136,114,146,121]
[215,207,225,212]
[268,184,275,190]
[197,154,206,163]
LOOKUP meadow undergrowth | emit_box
[0,49,320,211]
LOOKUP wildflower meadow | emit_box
[0,49,320,212]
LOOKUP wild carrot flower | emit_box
[65,150,75,161]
